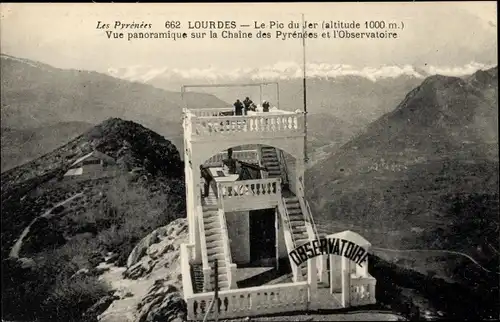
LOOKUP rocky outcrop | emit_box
[124,218,187,279]
[98,218,188,322]
[136,279,186,322]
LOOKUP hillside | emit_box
[0,53,228,168]
[1,121,94,172]
[1,118,186,322]
[307,67,499,319]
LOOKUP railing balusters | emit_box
[189,112,304,137]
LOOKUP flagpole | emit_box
[302,13,308,164]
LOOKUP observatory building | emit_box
[179,83,377,320]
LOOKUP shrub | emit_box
[41,274,110,321]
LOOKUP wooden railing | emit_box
[190,113,304,137]
[218,178,281,198]
[204,149,259,167]
[197,205,211,292]
[190,107,234,117]
[186,281,308,320]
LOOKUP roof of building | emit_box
[64,167,83,176]
[70,150,115,167]
[326,230,371,247]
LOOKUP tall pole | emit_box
[214,260,219,322]
[302,13,308,164]
[260,84,263,104]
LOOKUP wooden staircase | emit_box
[202,204,230,290]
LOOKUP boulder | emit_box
[136,279,187,322]
[82,294,119,321]
[127,228,167,268]
[123,259,155,280]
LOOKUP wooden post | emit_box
[214,260,219,322]
[275,207,279,271]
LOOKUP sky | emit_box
[0,2,497,76]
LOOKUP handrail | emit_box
[217,185,235,288]
[298,180,319,240]
[217,208,233,281]
[279,197,297,247]
[277,198,301,281]
[278,149,290,187]
[197,205,210,271]
[257,147,267,179]
[305,200,319,239]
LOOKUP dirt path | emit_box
[9,192,84,259]
[372,246,500,275]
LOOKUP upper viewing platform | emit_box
[183,107,305,143]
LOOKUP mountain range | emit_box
[307,67,498,298]
[1,53,433,172]
[1,51,498,321]
[1,53,229,171]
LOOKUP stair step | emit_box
[203,217,219,225]
[294,236,309,244]
[207,247,224,256]
[212,281,230,289]
[294,226,307,233]
[290,220,305,227]
[206,235,222,243]
[208,253,225,261]
[206,240,223,248]
[285,197,299,202]
[205,227,222,235]
[204,220,221,228]
[210,272,228,278]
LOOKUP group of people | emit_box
[233,97,271,115]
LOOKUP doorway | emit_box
[249,208,276,263]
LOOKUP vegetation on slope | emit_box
[1,118,186,321]
[308,67,499,319]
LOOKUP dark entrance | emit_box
[249,208,276,263]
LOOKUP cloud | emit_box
[107,61,496,83]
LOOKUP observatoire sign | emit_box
[289,237,369,267]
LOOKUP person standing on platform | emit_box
[243,97,253,115]
[262,100,270,112]
[234,99,244,115]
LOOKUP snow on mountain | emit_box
[107,61,496,84]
